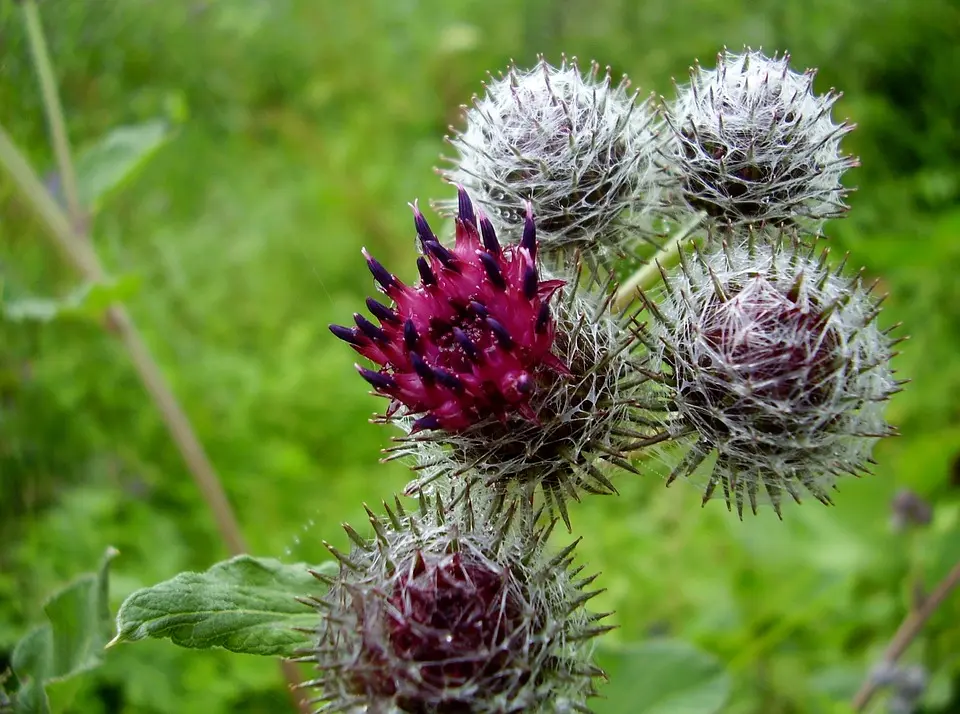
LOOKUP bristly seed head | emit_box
[664,48,858,234]
[643,236,898,517]
[439,54,668,271]
[307,489,609,713]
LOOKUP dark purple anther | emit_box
[366,297,400,325]
[355,314,387,342]
[364,250,395,290]
[469,301,489,318]
[411,203,437,248]
[425,241,460,272]
[522,265,538,300]
[520,202,537,260]
[479,215,501,256]
[452,327,479,361]
[434,368,464,392]
[356,365,396,391]
[479,252,506,289]
[404,320,420,350]
[457,185,476,227]
[330,324,365,346]
[486,317,514,350]
[535,303,551,334]
[417,257,437,286]
[411,352,434,382]
[516,374,533,394]
[411,414,442,432]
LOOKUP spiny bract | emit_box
[664,49,857,233]
[440,55,665,269]
[641,237,899,517]
[303,489,609,714]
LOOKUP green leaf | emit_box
[8,548,117,714]
[593,640,731,714]
[110,556,336,658]
[74,120,172,213]
[2,276,142,324]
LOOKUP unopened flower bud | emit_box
[305,489,610,713]
[440,55,666,269]
[665,49,857,233]
[643,236,899,516]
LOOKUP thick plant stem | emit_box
[612,211,705,311]
[22,0,83,229]
[851,560,960,711]
[102,306,249,555]
[10,2,310,710]
[0,125,100,278]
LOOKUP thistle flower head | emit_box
[643,237,898,516]
[665,49,857,232]
[331,187,567,433]
[306,490,608,713]
[333,189,656,528]
[440,55,664,269]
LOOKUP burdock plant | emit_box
[108,49,908,714]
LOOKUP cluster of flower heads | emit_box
[318,47,899,713]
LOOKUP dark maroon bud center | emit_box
[354,551,525,711]
[684,278,840,436]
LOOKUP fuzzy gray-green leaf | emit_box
[111,556,335,658]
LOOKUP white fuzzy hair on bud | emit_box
[439,54,666,270]
[641,236,899,517]
[388,274,661,532]
[301,488,609,714]
[664,48,858,233]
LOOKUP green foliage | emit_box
[73,120,174,215]
[1,0,959,713]
[594,640,731,714]
[3,548,116,714]
[112,557,334,658]
[2,276,142,324]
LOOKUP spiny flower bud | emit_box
[303,489,609,713]
[333,189,656,529]
[330,187,567,433]
[440,55,664,269]
[664,49,857,233]
[642,237,899,517]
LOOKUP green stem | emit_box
[612,211,705,311]
[22,0,83,228]
[851,560,960,711]
[0,124,100,278]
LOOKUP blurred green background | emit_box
[1,0,959,712]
